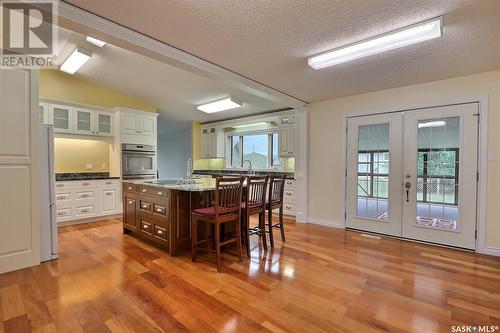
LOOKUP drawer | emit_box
[55,182,66,189]
[101,179,119,186]
[154,225,168,240]
[76,205,94,215]
[153,204,167,216]
[140,220,153,234]
[55,192,71,201]
[140,185,168,197]
[283,203,294,212]
[56,208,71,218]
[285,179,296,187]
[76,191,94,200]
[123,182,139,192]
[140,200,152,211]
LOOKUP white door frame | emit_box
[342,96,489,255]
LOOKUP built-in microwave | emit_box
[121,144,157,179]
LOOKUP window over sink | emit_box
[228,131,281,169]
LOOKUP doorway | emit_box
[346,103,479,249]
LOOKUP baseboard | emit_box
[307,218,345,229]
[479,246,500,257]
[57,213,122,227]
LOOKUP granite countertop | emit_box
[193,169,294,179]
[126,178,218,192]
[56,172,121,181]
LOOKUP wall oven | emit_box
[122,144,157,179]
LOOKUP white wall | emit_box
[157,127,192,179]
[308,70,500,250]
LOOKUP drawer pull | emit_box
[143,225,148,229]
[142,189,147,192]
[128,187,133,190]
[156,208,162,212]
[128,200,133,204]
[56,184,63,187]
[106,181,112,185]
[157,191,162,195]
[157,230,163,235]
[106,192,113,196]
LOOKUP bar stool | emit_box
[266,176,286,247]
[191,177,244,273]
[241,175,269,258]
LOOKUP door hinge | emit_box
[477,171,480,182]
[475,230,478,239]
[346,126,348,134]
[473,113,480,122]
[344,212,347,220]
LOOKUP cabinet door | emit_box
[102,189,117,212]
[278,127,295,157]
[96,112,113,136]
[75,109,93,135]
[121,113,139,135]
[124,196,137,229]
[51,105,73,132]
[39,103,50,124]
[140,116,156,136]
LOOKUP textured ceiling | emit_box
[63,0,500,103]
[55,28,285,132]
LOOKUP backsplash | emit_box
[193,157,295,172]
[54,138,110,173]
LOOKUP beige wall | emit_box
[308,70,500,249]
[54,138,110,173]
[40,69,156,112]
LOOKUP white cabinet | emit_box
[74,108,114,136]
[55,179,121,224]
[120,112,157,137]
[283,179,296,216]
[278,115,296,157]
[200,125,224,158]
[40,102,114,137]
[51,104,74,133]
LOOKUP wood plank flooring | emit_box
[1,218,500,332]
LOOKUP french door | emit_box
[346,103,478,249]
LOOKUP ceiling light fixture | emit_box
[418,120,446,128]
[86,36,107,47]
[308,17,443,69]
[60,47,92,75]
[197,97,242,113]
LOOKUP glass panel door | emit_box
[53,107,70,130]
[346,113,403,236]
[76,110,92,133]
[98,113,112,135]
[402,104,478,249]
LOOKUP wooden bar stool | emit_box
[191,177,244,273]
[266,176,286,248]
[241,175,269,258]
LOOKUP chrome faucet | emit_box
[242,159,255,175]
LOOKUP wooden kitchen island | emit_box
[122,179,217,256]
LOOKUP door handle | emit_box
[404,181,411,202]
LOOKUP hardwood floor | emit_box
[1,218,500,333]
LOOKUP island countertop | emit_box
[125,178,218,192]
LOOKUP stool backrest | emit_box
[245,175,269,209]
[215,177,244,217]
[269,176,286,205]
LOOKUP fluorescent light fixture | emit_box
[60,47,92,75]
[86,36,106,47]
[308,17,442,69]
[233,122,268,128]
[418,120,446,128]
[197,97,242,113]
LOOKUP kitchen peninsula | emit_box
[122,178,218,256]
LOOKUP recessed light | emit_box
[308,17,442,69]
[59,47,92,75]
[86,36,106,47]
[197,97,242,113]
[418,120,446,128]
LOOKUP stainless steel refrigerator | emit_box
[39,125,58,262]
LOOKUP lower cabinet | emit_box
[55,179,122,224]
[122,182,192,256]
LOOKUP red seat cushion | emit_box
[192,206,235,217]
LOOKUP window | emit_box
[228,131,281,169]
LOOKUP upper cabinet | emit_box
[40,102,114,137]
[200,125,224,159]
[278,115,295,157]
[119,111,157,137]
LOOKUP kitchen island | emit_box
[122,178,217,256]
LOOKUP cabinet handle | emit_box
[128,187,133,190]
[142,189,147,192]
[128,200,133,204]
[106,181,112,185]
[143,225,148,229]
[157,191,162,195]
[157,230,163,235]
[156,208,162,213]
[106,192,112,196]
